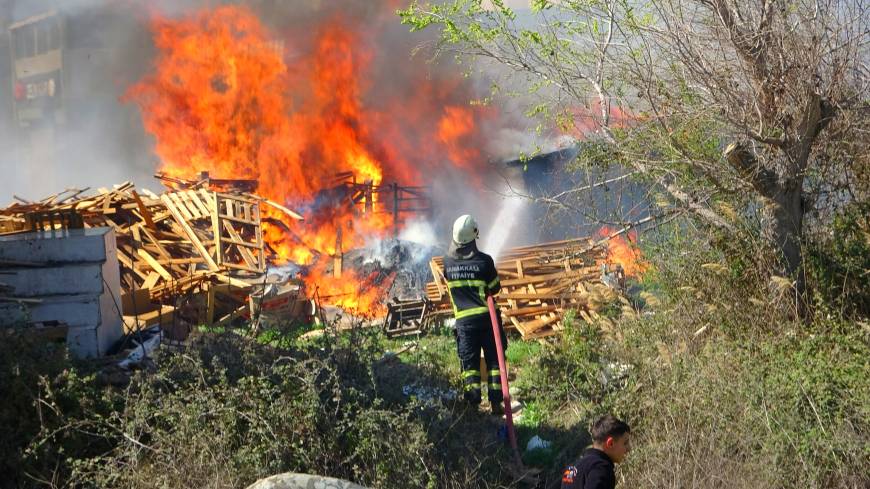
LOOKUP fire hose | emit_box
[486,295,522,465]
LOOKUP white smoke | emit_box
[398,218,438,248]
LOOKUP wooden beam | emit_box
[224,225,259,270]
[501,269,597,287]
[137,249,172,281]
[212,273,253,289]
[216,213,258,226]
[185,190,211,217]
[161,194,220,271]
[142,272,161,290]
[503,305,560,317]
[212,192,222,268]
[131,190,156,229]
[168,192,194,221]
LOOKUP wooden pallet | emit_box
[1,180,303,327]
[426,238,620,339]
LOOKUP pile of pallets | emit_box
[0,178,304,329]
[427,238,629,339]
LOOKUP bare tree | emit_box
[401,0,869,303]
[624,0,870,296]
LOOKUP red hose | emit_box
[487,295,519,458]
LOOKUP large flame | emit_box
[598,226,648,278]
[127,4,487,315]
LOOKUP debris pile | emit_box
[0,177,307,336]
[427,238,633,339]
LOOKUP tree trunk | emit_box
[761,181,806,314]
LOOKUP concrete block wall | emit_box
[0,228,123,358]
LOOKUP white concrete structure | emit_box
[0,228,123,358]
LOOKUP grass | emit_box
[4,213,867,488]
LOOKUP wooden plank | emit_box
[101,192,114,215]
[500,292,590,301]
[116,249,150,281]
[217,213,257,225]
[155,258,205,265]
[429,258,446,296]
[137,249,173,281]
[142,272,161,290]
[123,305,175,334]
[199,189,217,213]
[168,192,194,221]
[173,191,199,219]
[131,190,156,229]
[185,190,211,218]
[578,310,595,324]
[218,238,262,249]
[244,194,304,221]
[253,202,264,271]
[521,314,561,334]
[161,195,220,271]
[214,305,247,327]
[222,220,258,269]
[212,273,253,289]
[501,269,597,287]
[503,305,560,317]
[212,193,222,267]
[219,262,262,272]
[141,227,171,260]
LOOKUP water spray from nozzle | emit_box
[482,190,526,261]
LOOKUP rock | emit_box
[245,473,369,489]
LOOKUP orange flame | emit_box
[598,227,648,277]
[127,5,488,315]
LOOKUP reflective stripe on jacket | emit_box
[443,241,501,321]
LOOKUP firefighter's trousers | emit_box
[454,315,508,405]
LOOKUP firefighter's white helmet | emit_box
[452,214,479,245]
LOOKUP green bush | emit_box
[4,327,519,489]
[611,315,868,489]
[806,202,870,319]
[599,221,870,489]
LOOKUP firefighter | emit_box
[444,214,507,415]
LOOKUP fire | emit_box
[127,4,488,315]
[438,106,479,174]
[598,227,648,277]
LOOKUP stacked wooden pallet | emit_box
[427,238,626,339]
[0,180,302,327]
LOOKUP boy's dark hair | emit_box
[590,415,630,443]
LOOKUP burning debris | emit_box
[427,238,639,340]
[0,178,308,343]
[122,4,492,316]
[0,2,643,350]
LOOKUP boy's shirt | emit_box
[561,448,616,489]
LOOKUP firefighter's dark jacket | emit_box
[444,240,501,322]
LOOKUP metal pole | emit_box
[392,182,399,239]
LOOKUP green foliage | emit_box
[516,400,548,429]
[806,201,870,319]
[517,311,616,416]
[505,338,541,366]
[3,329,521,488]
[613,314,868,489]
[0,335,106,487]
[603,224,870,488]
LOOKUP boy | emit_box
[561,415,631,489]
